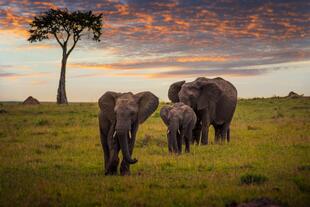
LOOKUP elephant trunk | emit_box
[168,122,179,153]
[117,131,137,164]
[167,129,173,153]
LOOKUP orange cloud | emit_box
[115,3,129,15]
[69,55,232,71]
[112,68,274,79]
[0,71,51,80]
[32,1,58,9]
[175,56,229,63]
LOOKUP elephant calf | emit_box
[160,102,197,153]
[98,91,159,175]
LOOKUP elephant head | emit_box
[168,77,222,111]
[99,91,159,164]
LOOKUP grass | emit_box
[0,98,309,206]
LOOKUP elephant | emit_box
[160,102,197,153]
[98,91,159,175]
[168,77,237,145]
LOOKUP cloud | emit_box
[0,64,31,70]
[147,68,278,79]
[0,72,18,78]
[0,0,309,82]
[69,55,232,70]
[110,66,287,79]
[0,0,309,42]
[0,70,51,79]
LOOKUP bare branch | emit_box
[66,35,79,57]
[65,31,71,44]
[53,33,64,48]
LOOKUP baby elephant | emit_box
[160,102,197,153]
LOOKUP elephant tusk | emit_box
[129,131,132,139]
[178,129,181,134]
[167,129,170,134]
[113,131,116,138]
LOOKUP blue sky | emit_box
[0,0,309,101]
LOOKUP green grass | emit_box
[0,98,309,206]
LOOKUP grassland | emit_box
[0,98,309,206]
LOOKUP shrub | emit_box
[247,125,261,130]
[240,173,267,185]
[297,165,310,171]
[293,176,310,192]
[35,119,49,126]
[44,144,61,150]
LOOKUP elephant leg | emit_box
[227,127,230,143]
[120,125,138,176]
[214,124,221,144]
[167,132,173,153]
[220,123,230,143]
[200,112,210,145]
[201,127,209,145]
[176,130,183,154]
[106,137,120,175]
[184,128,192,153]
[192,120,201,144]
[98,112,110,174]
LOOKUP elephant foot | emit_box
[120,170,131,176]
[200,140,208,145]
[105,170,118,176]
[120,161,131,176]
[105,164,119,176]
[192,139,199,145]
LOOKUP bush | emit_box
[35,119,49,126]
[240,173,267,185]
[293,176,310,192]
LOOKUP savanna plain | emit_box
[0,98,309,207]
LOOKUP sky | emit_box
[0,0,310,102]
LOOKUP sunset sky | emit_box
[0,0,309,102]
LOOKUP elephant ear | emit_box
[168,80,185,102]
[160,105,172,126]
[135,91,159,124]
[98,91,120,122]
[197,83,222,110]
[183,106,196,127]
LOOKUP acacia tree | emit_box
[28,9,103,104]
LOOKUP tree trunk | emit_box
[57,50,68,104]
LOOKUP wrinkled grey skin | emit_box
[160,102,197,153]
[168,77,237,145]
[98,91,159,175]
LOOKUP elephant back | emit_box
[209,77,237,101]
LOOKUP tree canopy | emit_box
[28,8,102,56]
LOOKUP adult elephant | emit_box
[168,77,237,145]
[98,91,159,175]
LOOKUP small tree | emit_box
[28,9,103,104]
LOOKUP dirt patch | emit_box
[227,198,283,207]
